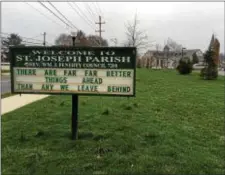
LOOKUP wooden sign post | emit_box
[10,46,136,140]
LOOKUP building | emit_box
[142,45,204,69]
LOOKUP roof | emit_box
[163,45,170,51]
[184,49,202,57]
[143,49,202,59]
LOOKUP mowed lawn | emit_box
[2,69,225,175]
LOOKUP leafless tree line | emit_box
[123,12,185,68]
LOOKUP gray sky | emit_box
[2,2,224,54]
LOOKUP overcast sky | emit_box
[1,2,224,54]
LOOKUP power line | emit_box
[1,32,45,43]
[85,3,98,21]
[67,2,101,46]
[1,36,43,46]
[22,41,44,45]
[95,2,117,43]
[38,1,73,29]
[29,33,43,39]
[47,1,78,30]
[24,2,66,29]
[1,32,53,45]
[92,2,101,16]
[67,2,95,30]
[72,2,95,27]
[24,2,100,47]
[95,2,103,16]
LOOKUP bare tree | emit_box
[55,31,108,47]
[124,12,154,53]
[1,33,24,62]
[166,38,182,51]
[55,30,88,46]
[55,33,70,46]
[86,35,108,47]
[155,44,162,52]
[77,30,86,39]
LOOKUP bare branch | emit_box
[124,12,154,55]
[166,38,183,51]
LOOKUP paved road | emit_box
[1,75,11,94]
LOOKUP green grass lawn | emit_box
[2,69,225,175]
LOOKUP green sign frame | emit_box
[10,46,136,97]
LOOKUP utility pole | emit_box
[95,16,105,46]
[43,32,46,46]
[182,47,186,60]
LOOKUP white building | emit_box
[142,45,204,69]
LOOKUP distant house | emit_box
[142,45,204,68]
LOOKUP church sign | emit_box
[10,46,136,96]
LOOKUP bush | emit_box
[200,67,218,80]
[176,58,193,75]
[192,52,199,64]
[200,50,218,80]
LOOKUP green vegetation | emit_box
[2,69,224,175]
[192,52,199,64]
[176,57,193,74]
[200,50,218,80]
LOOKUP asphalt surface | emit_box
[1,75,11,94]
